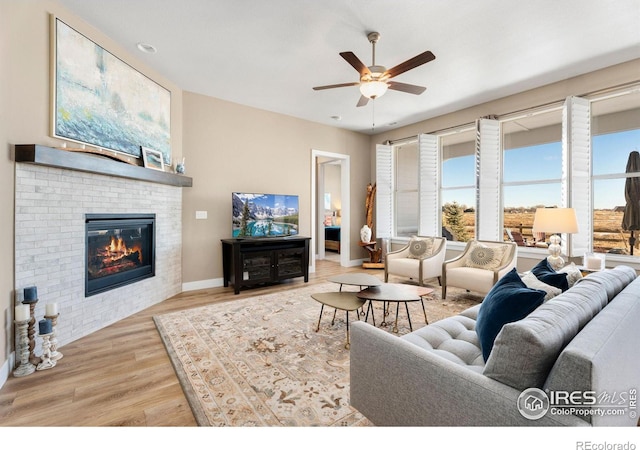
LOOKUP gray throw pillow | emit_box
[520,271,562,302]
[559,262,583,288]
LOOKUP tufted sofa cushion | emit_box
[483,265,637,390]
[402,304,484,372]
[574,264,637,301]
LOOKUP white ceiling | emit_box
[56,0,640,135]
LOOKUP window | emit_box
[375,83,640,259]
[501,109,563,246]
[591,89,640,255]
[441,128,476,242]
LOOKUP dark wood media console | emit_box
[221,236,311,294]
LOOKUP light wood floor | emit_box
[0,260,364,426]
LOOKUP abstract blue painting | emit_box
[53,18,171,164]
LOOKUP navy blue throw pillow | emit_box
[531,258,569,291]
[476,268,545,361]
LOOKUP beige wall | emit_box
[324,163,342,214]
[0,0,183,373]
[371,59,640,146]
[181,91,371,284]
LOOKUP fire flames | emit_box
[87,235,144,280]
[105,236,142,262]
[105,236,142,263]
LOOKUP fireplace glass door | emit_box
[85,214,155,296]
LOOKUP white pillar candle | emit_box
[586,257,601,270]
[15,304,30,322]
[45,303,59,316]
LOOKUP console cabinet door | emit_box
[274,247,305,281]
[240,250,274,284]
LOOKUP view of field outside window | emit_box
[592,90,640,254]
[502,109,562,248]
[441,128,476,241]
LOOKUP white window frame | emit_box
[588,85,640,263]
[499,106,564,253]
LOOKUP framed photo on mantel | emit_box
[141,146,165,171]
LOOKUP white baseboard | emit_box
[182,278,225,292]
[0,352,13,390]
[347,258,367,267]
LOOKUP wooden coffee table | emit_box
[357,283,434,333]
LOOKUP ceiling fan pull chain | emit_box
[372,99,376,131]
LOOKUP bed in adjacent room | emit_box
[325,226,341,253]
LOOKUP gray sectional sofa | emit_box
[350,265,640,426]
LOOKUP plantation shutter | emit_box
[395,142,419,236]
[476,118,502,241]
[418,133,439,236]
[563,96,591,257]
[376,144,393,240]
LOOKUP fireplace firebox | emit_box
[85,214,155,296]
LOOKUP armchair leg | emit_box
[437,276,442,286]
[442,285,447,300]
[384,272,389,282]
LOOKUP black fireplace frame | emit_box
[85,213,156,297]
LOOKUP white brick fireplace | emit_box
[14,149,186,350]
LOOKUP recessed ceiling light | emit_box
[330,115,342,121]
[136,42,157,54]
[388,121,398,126]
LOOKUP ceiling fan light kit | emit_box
[360,80,388,99]
[313,31,435,107]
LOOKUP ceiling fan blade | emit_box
[387,81,427,95]
[340,52,371,76]
[312,82,360,91]
[356,95,369,107]
[384,50,435,79]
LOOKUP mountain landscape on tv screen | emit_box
[232,193,299,237]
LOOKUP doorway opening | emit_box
[311,150,350,273]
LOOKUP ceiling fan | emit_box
[313,31,435,107]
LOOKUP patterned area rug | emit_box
[153,281,482,426]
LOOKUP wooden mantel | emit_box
[14,144,193,187]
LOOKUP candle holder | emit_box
[45,313,63,361]
[36,333,56,371]
[13,319,36,377]
[23,301,42,366]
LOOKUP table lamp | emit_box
[532,207,578,270]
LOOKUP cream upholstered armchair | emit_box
[441,240,517,299]
[385,236,447,286]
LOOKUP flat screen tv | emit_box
[232,193,299,238]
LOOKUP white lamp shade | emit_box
[532,208,579,234]
[359,80,388,99]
